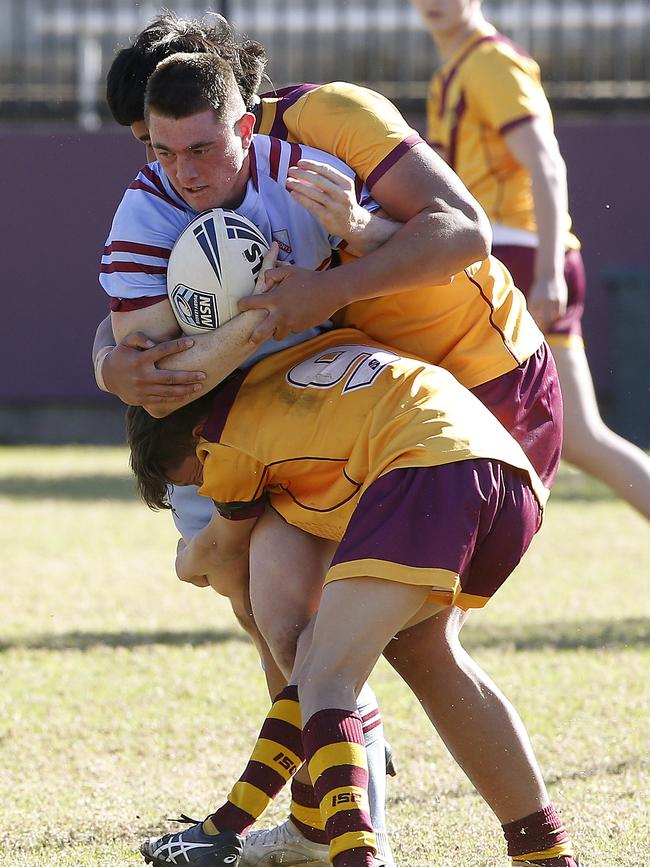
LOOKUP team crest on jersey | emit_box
[272,229,292,255]
[170,283,218,330]
[193,219,222,281]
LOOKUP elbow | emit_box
[462,197,492,263]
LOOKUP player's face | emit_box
[167,454,204,488]
[148,107,255,211]
[410,0,479,35]
[130,120,155,163]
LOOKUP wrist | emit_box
[94,345,113,392]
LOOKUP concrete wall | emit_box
[1,117,649,441]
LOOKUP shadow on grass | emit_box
[392,756,649,804]
[0,467,632,504]
[0,475,137,501]
[462,617,650,652]
[3,618,648,655]
[0,627,247,653]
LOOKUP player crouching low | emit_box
[129,328,579,867]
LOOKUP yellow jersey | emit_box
[426,23,579,249]
[257,80,544,387]
[198,329,547,541]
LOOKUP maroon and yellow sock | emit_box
[289,778,328,845]
[505,804,577,865]
[204,685,303,836]
[303,708,376,867]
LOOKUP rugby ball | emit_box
[167,208,269,334]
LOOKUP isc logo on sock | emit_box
[331,792,362,807]
[273,751,298,775]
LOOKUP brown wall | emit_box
[1,119,649,426]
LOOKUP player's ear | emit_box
[191,422,205,439]
[237,112,256,148]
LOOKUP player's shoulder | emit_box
[111,162,190,234]
[468,29,539,75]
[251,134,348,180]
[304,81,405,119]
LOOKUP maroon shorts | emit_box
[471,341,563,489]
[492,244,586,339]
[327,460,542,610]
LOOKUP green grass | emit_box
[0,446,649,866]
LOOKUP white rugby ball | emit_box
[167,208,269,334]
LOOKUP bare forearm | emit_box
[530,153,568,279]
[92,314,116,361]
[148,308,267,416]
[326,207,489,308]
[92,315,116,392]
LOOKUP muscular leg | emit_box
[384,605,549,823]
[552,341,650,519]
[246,512,396,866]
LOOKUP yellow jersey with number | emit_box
[197,329,547,541]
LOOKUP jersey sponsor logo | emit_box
[272,229,292,255]
[170,283,218,330]
[287,344,400,393]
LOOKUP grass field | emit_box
[1,445,649,866]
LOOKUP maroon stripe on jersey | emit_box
[289,142,303,168]
[141,164,183,203]
[101,261,167,276]
[269,137,282,181]
[439,34,495,117]
[201,369,248,443]
[499,114,537,136]
[103,240,172,259]
[490,31,533,60]
[100,261,167,275]
[354,175,364,203]
[214,499,267,522]
[239,761,286,798]
[109,294,167,313]
[128,179,186,211]
[365,133,423,190]
[249,141,259,191]
[448,92,466,171]
[259,717,304,759]
[464,266,521,364]
[263,83,321,140]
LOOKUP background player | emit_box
[127,328,578,867]
[409,0,650,520]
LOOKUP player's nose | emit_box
[176,155,199,183]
